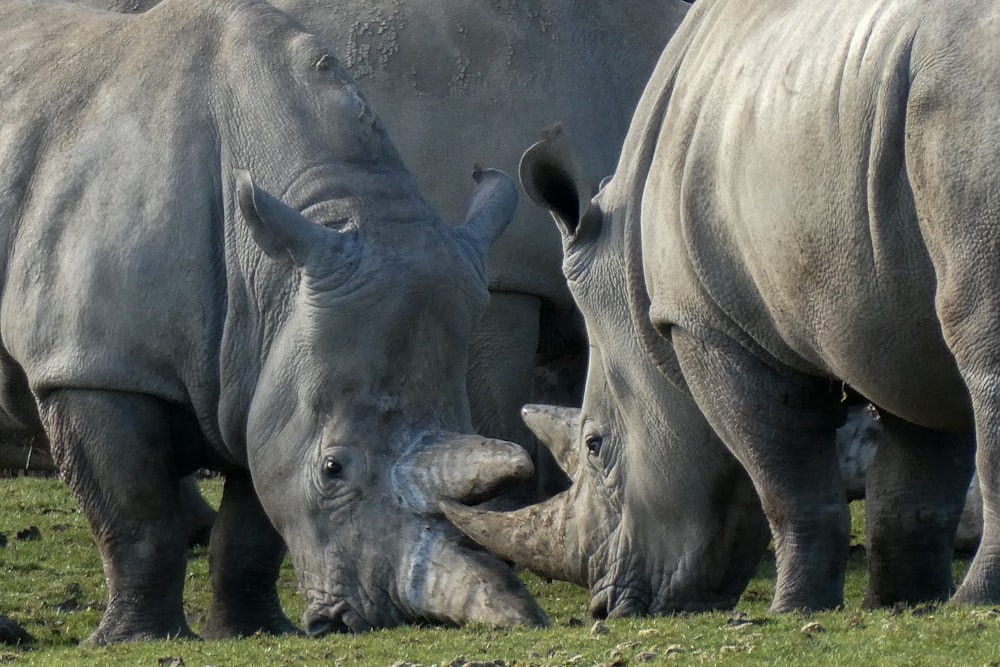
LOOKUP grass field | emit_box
[1,476,998,666]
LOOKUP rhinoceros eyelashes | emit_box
[585,434,603,457]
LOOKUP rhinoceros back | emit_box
[265,0,687,305]
[0,0,226,421]
[635,0,983,428]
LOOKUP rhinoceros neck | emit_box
[614,72,689,393]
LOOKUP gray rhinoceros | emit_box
[444,128,772,613]
[78,0,693,496]
[449,0,1000,614]
[0,0,546,644]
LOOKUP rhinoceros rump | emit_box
[452,0,1000,615]
[0,0,544,644]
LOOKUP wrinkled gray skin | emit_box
[0,0,546,644]
[833,406,982,554]
[79,0,692,496]
[445,126,773,614]
[0,438,216,548]
[451,0,1000,614]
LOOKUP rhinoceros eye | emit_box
[322,456,344,478]
[585,434,603,457]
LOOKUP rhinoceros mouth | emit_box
[303,593,392,635]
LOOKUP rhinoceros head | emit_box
[231,165,547,632]
[444,127,772,617]
[211,5,546,633]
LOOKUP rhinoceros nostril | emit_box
[304,612,349,637]
[588,591,611,620]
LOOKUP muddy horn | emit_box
[440,494,586,586]
[397,433,534,511]
[400,528,549,628]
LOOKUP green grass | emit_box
[2,476,999,666]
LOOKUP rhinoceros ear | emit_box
[519,124,599,242]
[236,169,347,267]
[457,166,519,256]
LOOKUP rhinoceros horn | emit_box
[397,432,534,512]
[401,526,550,628]
[440,492,585,587]
[520,404,581,477]
[441,403,587,585]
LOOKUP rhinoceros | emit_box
[74,0,692,496]
[0,0,547,644]
[449,0,1000,614]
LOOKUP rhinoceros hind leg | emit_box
[951,388,1000,605]
[40,389,195,645]
[672,330,849,613]
[903,18,1000,606]
[863,414,973,607]
[200,470,299,639]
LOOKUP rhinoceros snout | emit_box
[304,599,374,635]
[304,614,348,637]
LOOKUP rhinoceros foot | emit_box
[81,611,197,647]
[200,609,300,640]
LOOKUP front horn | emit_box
[397,432,533,511]
[440,494,586,586]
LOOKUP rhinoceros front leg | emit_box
[672,330,849,612]
[39,389,195,645]
[863,414,973,607]
[467,293,553,493]
[200,470,298,638]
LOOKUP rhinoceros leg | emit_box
[951,380,1000,604]
[200,470,298,638]
[955,454,1000,603]
[178,474,216,548]
[863,414,973,607]
[39,389,195,645]
[467,293,552,493]
[903,42,1000,604]
[672,330,849,612]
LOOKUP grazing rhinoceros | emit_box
[449,0,1000,615]
[0,0,546,644]
[75,0,693,495]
